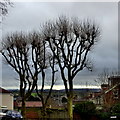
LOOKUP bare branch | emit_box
[0,0,13,16]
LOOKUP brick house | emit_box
[88,76,120,109]
[101,76,120,108]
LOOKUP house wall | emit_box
[0,93,13,110]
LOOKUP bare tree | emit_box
[1,32,57,118]
[29,32,57,117]
[95,68,119,86]
[42,16,100,119]
[95,68,110,86]
[35,53,57,117]
[1,32,45,117]
[0,0,12,16]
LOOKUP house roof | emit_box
[94,82,120,99]
[17,101,42,108]
[0,87,11,93]
[105,82,120,94]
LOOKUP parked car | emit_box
[1,110,23,120]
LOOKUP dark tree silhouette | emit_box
[35,53,57,117]
[1,32,57,118]
[1,32,44,117]
[42,16,100,119]
[30,33,57,117]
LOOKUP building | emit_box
[17,101,42,108]
[102,76,120,107]
[14,95,42,109]
[108,76,120,86]
[0,87,14,110]
[86,76,120,109]
[91,76,120,109]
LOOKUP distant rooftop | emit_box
[0,87,11,93]
[17,101,42,108]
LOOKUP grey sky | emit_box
[2,2,118,89]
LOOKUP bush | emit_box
[97,112,110,120]
[46,109,53,114]
[74,101,96,116]
[111,103,120,113]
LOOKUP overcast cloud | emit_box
[1,2,118,89]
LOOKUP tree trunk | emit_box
[67,93,73,120]
[21,98,26,119]
[42,104,47,118]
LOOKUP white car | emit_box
[0,112,6,116]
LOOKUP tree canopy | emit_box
[0,0,12,16]
[42,16,100,119]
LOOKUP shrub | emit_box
[74,101,96,115]
[111,103,120,113]
[97,112,110,120]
